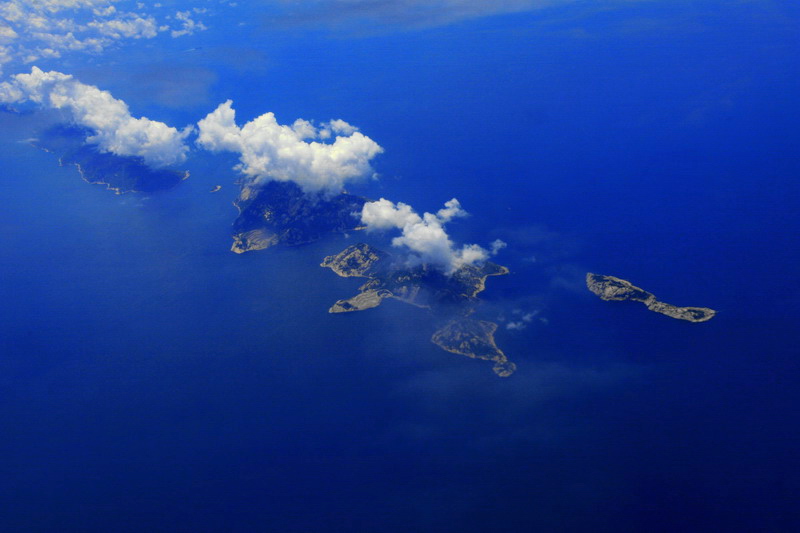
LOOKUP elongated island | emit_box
[586,273,716,322]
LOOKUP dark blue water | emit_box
[2,2,799,531]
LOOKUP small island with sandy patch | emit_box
[322,243,515,377]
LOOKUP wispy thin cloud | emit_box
[268,0,581,30]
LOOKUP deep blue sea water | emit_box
[1,2,799,532]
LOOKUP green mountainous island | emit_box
[33,125,187,194]
[231,181,366,253]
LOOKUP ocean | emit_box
[1,3,799,531]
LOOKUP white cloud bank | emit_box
[196,99,383,193]
[0,67,190,166]
[361,198,505,273]
[0,1,208,75]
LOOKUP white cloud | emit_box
[490,239,507,255]
[88,13,159,39]
[0,46,12,65]
[361,198,421,229]
[0,0,209,74]
[0,24,19,44]
[92,5,116,16]
[360,198,505,273]
[506,309,538,330]
[21,1,112,11]
[0,67,190,167]
[170,10,207,38]
[327,118,357,135]
[196,99,383,193]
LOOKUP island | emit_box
[210,185,222,193]
[231,181,367,253]
[322,243,516,377]
[431,319,516,378]
[33,124,188,194]
[586,273,716,322]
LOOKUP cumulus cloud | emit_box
[87,12,159,39]
[0,24,18,44]
[196,99,383,193]
[0,67,190,166]
[361,198,505,273]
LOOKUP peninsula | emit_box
[432,319,516,378]
[586,273,716,322]
[322,243,515,376]
[33,124,187,194]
